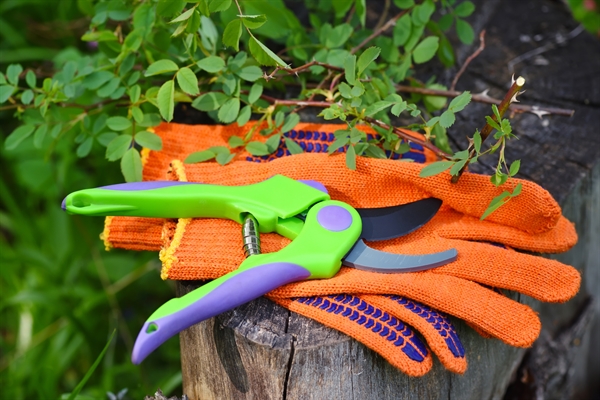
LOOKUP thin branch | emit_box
[396,85,574,117]
[374,0,391,31]
[451,76,527,183]
[265,61,343,81]
[451,30,486,91]
[350,10,407,55]
[364,117,453,160]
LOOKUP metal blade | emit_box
[356,198,442,241]
[343,239,457,273]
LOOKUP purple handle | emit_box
[131,262,310,364]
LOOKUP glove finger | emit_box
[270,295,433,377]
[270,267,542,348]
[103,216,164,251]
[361,294,467,373]
[174,151,562,234]
[432,210,577,253]
[429,240,581,303]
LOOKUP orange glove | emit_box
[103,123,579,376]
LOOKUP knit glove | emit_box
[102,123,579,376]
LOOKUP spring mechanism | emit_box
[242,214,261,257]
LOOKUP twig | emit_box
[350,11,407,55]
[374,0,391,31]
[265,61,343,81]
[451,76,526,183]
[508,25,584,74]
[451,30,486,91]
[364,117,453,160]
[396,85,574,117]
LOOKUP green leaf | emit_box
[365,144,387,159]
[511,182,522,197]
[0,85,14,103]
[21,89,33,105]
[25,70,36,88]
[485,116,501,132]
[419,160,454,177]
[480,191,511,220]
[437,34,456,67]
[97,132,118,146]
[106,134,132,161]
[6,64,22,85]
[346,145,356,170]
[185,150,215,163]
[135,131,163,150]
[138,113,162,127]
[121,148,143,182]
[238,66,263,82]
[216,152,235,165]
[248,83,263,104]
[97,77,121,98]
[350,83,364,97]
[355,0,366,27]
[412,36,439,64]
[456,19,475,44]
[66,331,116,400]
[449,158,468,176]
[356,47,380,76]
[77,137,94,157]
[246,141,270,156]
[176,67,199,95]
[192,92,229,111]
[222,73,237,95]
[393,14,412,46]
[449,91,471,112]
[157,80,175,121]
[473,130,482,153]
[325,24,353,48]
[284,137,304,154]
[281,113,300,133]
[5,124,35,150]
[33,124,47,148]
[236,105,251,126]
[438,13,454,31]
[391,101,408,116]
[228,136,245,148]
[332,0,354,17]
[223,19,243,51]
[454,1,475,17]
[217,97,240,124]
[509,160,521,176]
[265,134,281,152]
[344,55,356,85]
[106,116,132,131]
[169,7,195,23]
[393,0,415,9]
[274,111,285,127]
[241,14,267,29]
[157,0,185,17]
[248,36,288,67]
[338,82,352,99]
[365,101,394,116]
[439,110,456,128]
[209,0,232,12]
[145,59,179,76]
[196,56,225,73]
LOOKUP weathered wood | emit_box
[174,0,600,398]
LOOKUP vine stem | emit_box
[451,76,526,183]
[396,84,574,117]
[451,30,486,91]
[265,61,343,80]
[350,10,407,55]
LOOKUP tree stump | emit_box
[175,0,600,398]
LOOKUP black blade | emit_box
[356,198,442,241]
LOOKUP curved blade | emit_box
[343,239,457,273]
[356,198,442,241]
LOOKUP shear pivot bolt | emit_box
[317,205,353,232]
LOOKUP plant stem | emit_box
[350,10,407,55]
[451,76,526,183]
[396,84,574,117]
[451,30,486,91]
[265,61,343,80]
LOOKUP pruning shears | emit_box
[62,175,457,364]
